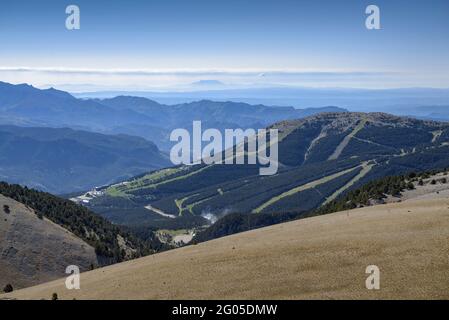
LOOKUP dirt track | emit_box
[2,198,449,300]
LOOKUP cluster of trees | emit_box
[277,124,322,166]
[357,126,433,149]
[316,169,448,216]
[193,211,304,243]
[93,205,207,231]
[0,181,165,263]
[306,132,348,163]
[3,284,13,293]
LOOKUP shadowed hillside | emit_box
[0,125,170,193]
[0,194,97,290]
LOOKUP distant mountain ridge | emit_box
[0,81,347,151]
[73,86,449,118]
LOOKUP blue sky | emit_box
[0,0,448,91]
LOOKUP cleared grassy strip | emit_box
[105,186,129,198]
[136,167,184,184]
[176,189,223,216]
[144,165,210,188]
[105,167,185,197]
[125,165,211,194]
[174,198,184,216]
[352,136,397,150]
[253,165,360,213]
[432,130,443,143]
[328,118,367,160]
[304,128,327,162]
[175,195,199,216]
[322,162,375,206]
[186,192,223,214]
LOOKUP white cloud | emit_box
[0,66,420,91]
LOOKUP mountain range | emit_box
[0,81,345,151]
[74,86,449,120]
[0,81,348,193]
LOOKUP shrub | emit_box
[3,205,10,214]
[431,179,437,185]
[3,284,13,293]
[52,293,58,300]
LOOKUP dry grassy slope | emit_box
[2,197,449,300]
[0,194,97,290]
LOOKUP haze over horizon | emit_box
[0,0,448,91]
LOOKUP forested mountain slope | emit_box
[83,112,449,233]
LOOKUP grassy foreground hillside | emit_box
[3,197,448,300]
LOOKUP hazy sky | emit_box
[0,0,448,91]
